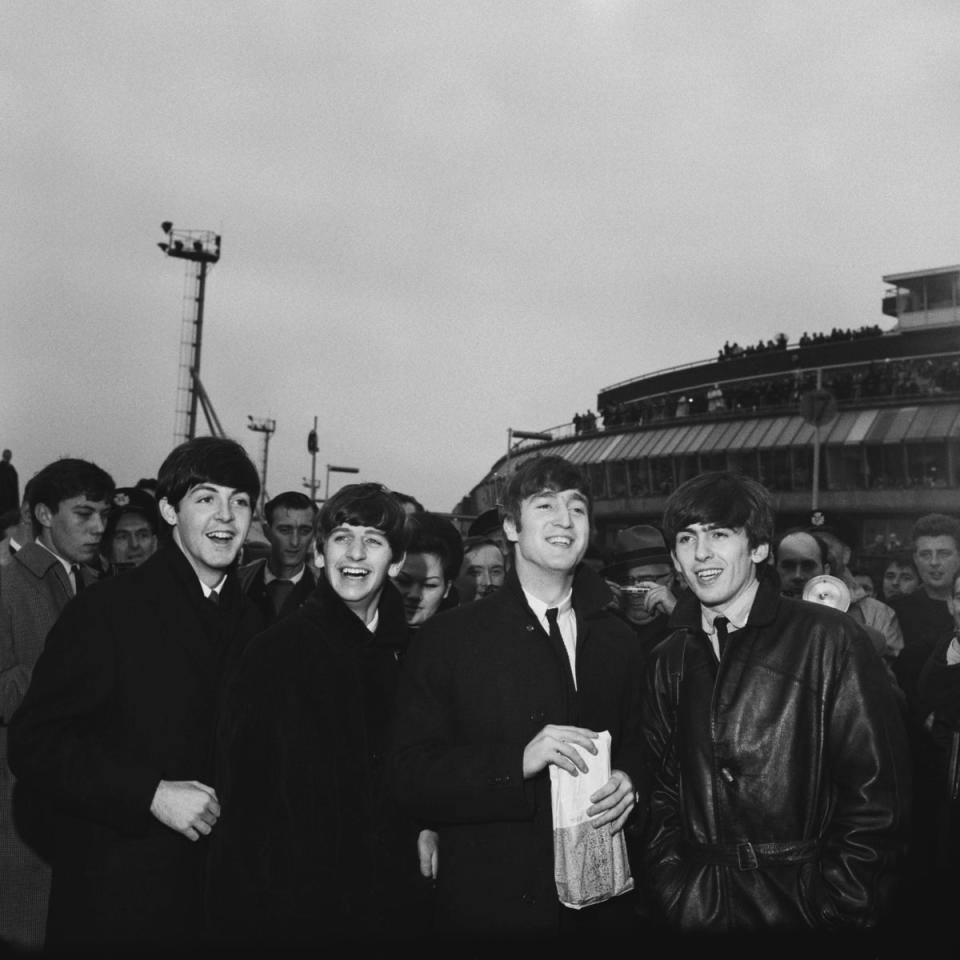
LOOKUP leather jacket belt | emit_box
[680,839,819,871]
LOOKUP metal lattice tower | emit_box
[157,222,223,443]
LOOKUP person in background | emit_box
[392,511,463,634]
[882,552,921,603]
[8,437,262,950]
[0,457,114,952]
[601,524,678,658]
[100,486,160,573]
[238,491,318,626]
[454,534,506,603]
[0,449,20,516]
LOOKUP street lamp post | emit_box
[325,464,360,501]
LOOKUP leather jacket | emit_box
[640,567,911,932]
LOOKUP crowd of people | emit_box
[598,354,960,431]
[1,439,959,953]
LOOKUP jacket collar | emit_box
[669,563,783,632]
[303,573,408,654]
[499,562,616,620]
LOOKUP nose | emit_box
[290,530,301,546]
[347,537,366,560]
[554,502,572,527]
[215,496,234,521]
[90,513,106,535]
[693,533,712,561]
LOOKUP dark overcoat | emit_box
[206,575,426,946]
[7,542,263,947]
[391,564,646,938]
[641,568,911,933]
[237,555,317,625]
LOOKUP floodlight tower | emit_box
[157,221,223,443]
[247,416,276,514]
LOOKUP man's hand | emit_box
[150,779,220,841]
[417,828,439,880]
[643,581,677,617]
[587,769,635,834]
[523,724,598,779]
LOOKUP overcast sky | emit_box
[5,1,960,513]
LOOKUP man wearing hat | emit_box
[602,524,679,656]
[101,487,160,573]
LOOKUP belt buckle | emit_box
[736,841,759,870]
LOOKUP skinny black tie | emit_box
[71,565,84,595]
[267,579,295,616]
[546,606,563,647]
[714,616,729,658]
[208,590,220,607]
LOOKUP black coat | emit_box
[391,564,645,938]
[7,543,263,947]
[641,568,911,932]
[237,557,318,625]
[206,575,425,945]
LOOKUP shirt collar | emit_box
[700,577,760,636]
[522,586,573,622]
[264,563,305,586]
[200,575,227,599]
[35,537,73,576]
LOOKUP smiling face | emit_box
[393,551,450,625]
[504,487,590,585]
[266,506,316,578]
[322,523,403,622]
[672,523,769,610]
[36,494,111,565]
[159,483,252,588]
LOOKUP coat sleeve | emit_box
[0,589,31,724]
[809,626,912,927]
[391,621,537,826]
[917,635,960,724]
[7,594,160,836]
[638,638,688,914]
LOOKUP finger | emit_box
[207,799,222,817]
[561,743,591,774]
[552,750,581,777]
[185,827,199,842]
[195,819,213,836]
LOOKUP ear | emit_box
[750,542,770,564]
[388,552,406,579]
[503,516,519,544]
[158,497,179,529]
[442,580,452,599]
[671,550,682,574]
[34,503,54,530]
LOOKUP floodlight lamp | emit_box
[161,221,173,234]
[157,242,169,253]
[173,240,184,251]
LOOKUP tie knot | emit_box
[208,590,220,606]
[714,616,729,635]
[546,606,559,625]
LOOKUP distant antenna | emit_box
[157,221,223,442]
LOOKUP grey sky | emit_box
[5,1,959,512]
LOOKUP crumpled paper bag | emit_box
[550,729,634,909]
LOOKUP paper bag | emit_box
[550,729,634,909]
